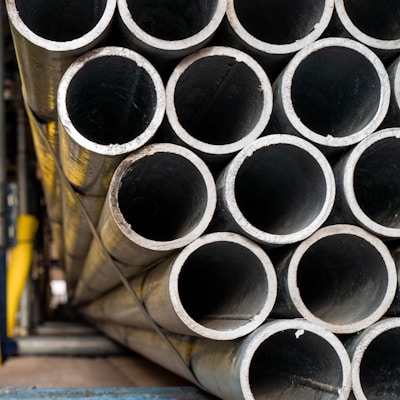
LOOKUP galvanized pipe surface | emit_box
[82,232,277,340]
[267,37,390,151]
[58,46,165,197]
[97,319,351,400]
[165,46,272,166]
[332,128,400,239]
[73,143,217,304]
[117,0,227,60]
[5,0,117,121]
[210,134,335,247]
[272,224,397,334]
[346,317,400,400]
[334,0,400,56]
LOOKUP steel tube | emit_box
[332,128,400,238]
[73,143,217,304]
[346,318,400,400]
[210,134,335,247]
[165,46,272,167]
[267,37,390,151]
[272,224,397,334]
[335,0,400,56]
[381,55,400,128]
[5,0,117,121]
[58,46,165,197]
[82,232,277,340]
[97,319,351,400]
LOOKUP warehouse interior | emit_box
[1,1,400,400]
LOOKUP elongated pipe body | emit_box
[334,0,400,58]
[58,46,165,197]
[5,0,117,121]
[97,319,351,400]
[210,134,335,247]
[73,143,217,304]
[346,318,400,400]
[331,128,400,239]
[82,232,277,340]
[222,0,334,78]
[267,37,390,152]
[165,46,272,167]
[272,224,397,334]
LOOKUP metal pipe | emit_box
[82,232,277,340]
[165,46,273,167]
[117,0,227,60]
[97,319,351,400]
[5,0,117,121]
[210,134,335,247]
[346,317,400,400]
[272,224,397,334]
[331,128,400,239]
[381,55,400,128]
[73,143,217,304]
[223,0,334,77]
[58,46,165,198]
[334,0,400,57]
[267,37,390,151]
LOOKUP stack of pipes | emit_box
[5,0,400,398]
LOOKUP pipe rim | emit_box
[5,0,116,52]
[335,0,400,51]
[239,319,352,400]
[110,143,217,251]
[117,0,227,54]
[350,318,400,400]
[226,0,334,55]
[166,46,273,156]
[57,46,165,156]
[281,37,390,148]
[287,224,397,334]
[224,134,335,246]
[169,232,277,340]
[393,59,400,113]
[343,128,400,238]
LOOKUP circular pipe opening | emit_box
[14,0,108,41]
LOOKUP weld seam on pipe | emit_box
[57,46,166,197]
[346,317,400,400]
[335,128,400,238]
[117,0,227,58]
[165,46,273,162]
[269,37,390,149]
[275,224,397,334]
[213,134,335,246]
[5,0,117,121]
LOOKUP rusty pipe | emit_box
[5,0,117,121]
[272,224,397,334]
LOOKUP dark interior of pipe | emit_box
[359,327,400,399]
[125,0,216,40]
[66,56,157,145]
[177,241,269,331]
[118,152,209,241]
[14,0,107,41]
[353,137,400,229]
[291,47,381,138]
[343,0,400,40]
[296,234,388,325]
[249,330,343,399]
[234,144,327,235]
[174,55,265,146]
[233,0,326,45]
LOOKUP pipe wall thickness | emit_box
[97,319,351,400]
[272,224,397,334]
[210,134,335,247]
[5,0,116,121]
[73,143,217,304]
[267,37,390,151]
